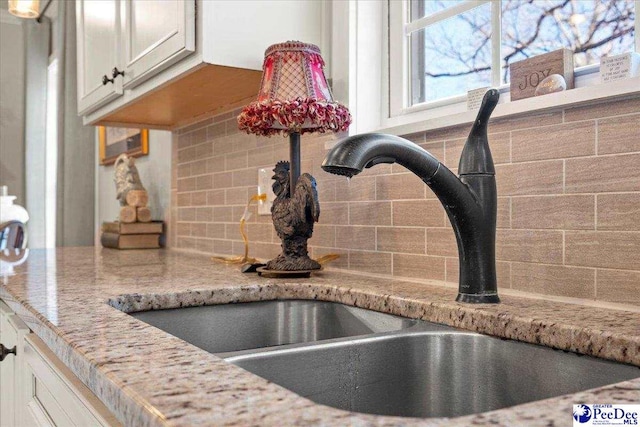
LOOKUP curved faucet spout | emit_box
[322,89,500,303]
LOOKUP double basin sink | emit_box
[131,300,639,419]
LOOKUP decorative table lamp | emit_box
[238,41,351,274]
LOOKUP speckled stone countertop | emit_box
[1,248,638,426]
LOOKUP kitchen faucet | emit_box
[322,89,500,303]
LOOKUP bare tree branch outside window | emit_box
[411,0,636,104]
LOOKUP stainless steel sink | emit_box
[130,300,421,355]
[226,331,640,418]
[129,299,640,419]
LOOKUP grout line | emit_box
[594,194,598,231]
[595,119,599,155]
[594,268,598,300]
[562,230,566,265]
[562,159,566,194]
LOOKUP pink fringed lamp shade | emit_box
[238,41,351,136]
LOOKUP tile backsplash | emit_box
[171,97,640,306]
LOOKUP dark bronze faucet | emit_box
[322,89,500,303]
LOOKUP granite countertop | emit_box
[0,247,638,426]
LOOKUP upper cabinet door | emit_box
[120,0,195,89]
[76,0,122,115]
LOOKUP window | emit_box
[390,0,638,114]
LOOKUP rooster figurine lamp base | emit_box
[263,132,321,274]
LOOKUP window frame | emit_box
[384,0,640,131]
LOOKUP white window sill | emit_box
[377,77,640,137]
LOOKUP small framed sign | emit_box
[99,127,149,166]
[509,48,574,101]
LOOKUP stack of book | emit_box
[100,221,163,249]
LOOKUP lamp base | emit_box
[266,249,321,272]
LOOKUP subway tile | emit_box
[597,193,640,231]
[349,251,392,275]
[213,172,233,189]
[207,156,225,174]
[206,122,226,140]
[511,195,595,230]
[176,132,192,149]
[247,223,273,242]
[177,146,197,163]
[191,223,207,237]
[512,121,595,162]
[177,177,196,192]
[565,153,640,193]
[393,200,446,227]
[319,202,348,225]
[213,206,234,222]
[195,175,213,191]
[424,123,469,141]
[420,141,445,162]
[178,207,196,222]
[207,189,225,205]
[376,173,425,200]
[177,222,191,237]
[598,114,640,155]
[392,253,446,281]
[177,193,191,206]
[377,227,426,254]
[309,225,336,248]
[496,229,563,264]
[190,159,207,176]
[511,262,595,298]
[191,127,207,145]
[177,164,191,178]
[252,242,281,260]
[317,180,336,202]
[225,187,249,206]
[335,226,376,251]
[196,238,214,254]
[565,97,640,122]
[349,201,392,226]
[314,248,349,269]
[597,269,640,305]
[191,191,208,206]
[248,147,275,168]
[427,228,457,257]
[207,222,226,239]
[213,239,233,255]
[232,168,257,187]
[195,207,214,222]
[336,176,376,202]
[195,141,214,158]
[566,231,640,270]
[226,151,248,170]
[403,131,426,145]
[496,160,563,196]
[497,197,511,229]
[490,110,562,133]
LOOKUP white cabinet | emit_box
[76,0,195,114]
[0,299,119,426]
[120,0,195,89]
[22,334,119,426]
[76,0,326,130]
[1,300,30,427]
[75,0,122,115]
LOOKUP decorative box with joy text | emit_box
[509,48,574,101]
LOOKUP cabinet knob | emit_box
[102,74,115,85]
[112,67,125,79]
[0,343,17,361]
